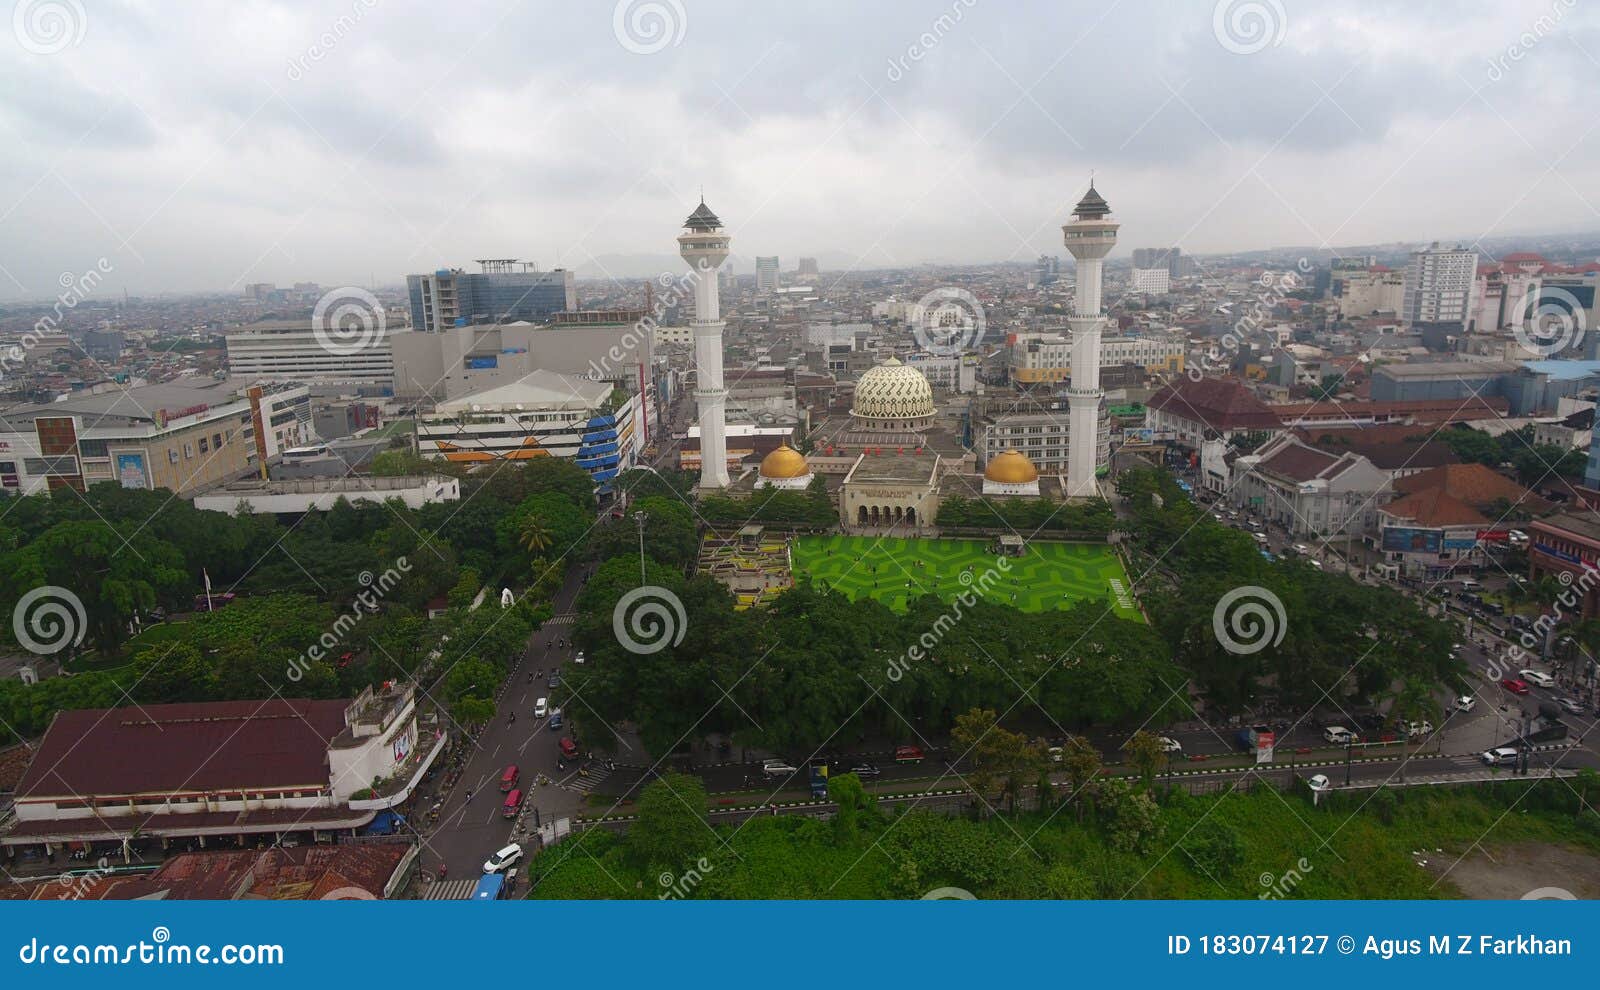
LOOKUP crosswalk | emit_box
[565,763,610,793]
[420,878,476,900]
[546,614,575,627]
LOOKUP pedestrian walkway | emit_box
[420,878,476,900]
[546,614,575,627]
[566,763,611,793]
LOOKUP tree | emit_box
[827,771,875,844]
[629,772,709,870]
[1122,730,1167,791]
[1059,735,1102,821]
[518,517,552,556]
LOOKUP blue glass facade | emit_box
[577,413,624,485]
[406,270,574,330]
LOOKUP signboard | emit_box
[1382,527,1441,553]
[465,355,498,369]
[1441,535,1480,550]
[113,451,149,490]
[1534,542,1583,566]
[1255,731,1275,764]
[1477,530,1510,542]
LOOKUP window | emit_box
[214,433,224,448]
[169,449,179,464]
[183,443,193,458]
[198,437,208,454]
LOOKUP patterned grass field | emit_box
[791,535,1143,621]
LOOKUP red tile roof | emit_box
[1256,441,1350,483]
[15,699,349,799]
[1293,424,1461,471]
[1148,377,1282,431]
[1380,488,1489,528]
[1392,463,1551,513]
[0,845,408,901]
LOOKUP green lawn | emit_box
[791,535,1142,621]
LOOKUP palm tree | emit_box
[518,517,552,556]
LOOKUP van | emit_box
[558,737,579,760]
[499,764,519,792]
[502,789,523,819]
[1253,532,1269,546]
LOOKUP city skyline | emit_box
[4,1,1600,299]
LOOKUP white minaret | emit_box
[1062,181,1118,497]
[678,199,732,489]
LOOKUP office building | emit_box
[755,256,780,294]
[797,257,819,277]
[405,262,576,331]
[1010,331,1184,385]
[1130,267,1170,295]
[225,320,395,388]
[1401,243,1477,328]
[1330,264,1405,317]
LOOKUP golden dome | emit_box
[984,450,1039,484]
[759,443,810,479]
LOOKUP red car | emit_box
[559,737,579,759]
[1500,677,1530,695]
[894,745,925,764]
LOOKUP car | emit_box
[1518,669,1555,688]
[1558,697,1585,716]
[894,745,926,764]
[1480,747,1519,766]
[533,697,548,718]
[1500,677,1530,695]
[1306,774,1332,792]
[547,675,559,689]
[1293,543,1311,555]
[761,759,798,776]
[847,762,881,777]
[1405,720,1434,738]
[1454,695,1476,713]
[1158,736,1182,753]
[558,737,578,759]
[1046,746,1064,763]
[1308,559,1323,570]
[574,651,586,665]
[1322,726,1357,745]
[483,844,523,873]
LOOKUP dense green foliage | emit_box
[935,494,1115,534]
[529,771,1600,899]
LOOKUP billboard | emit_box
[114,451,149,490]
[1381,527,1441,553]
[1441,535,1480,550]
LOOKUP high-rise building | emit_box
[1130,267,1170,295]
[1132,247,1187,279]
[1062,181,1118,498]
[1401,243,1477,328]
[797,257,819,277]
[405,262,576,331]
[755,256,780,294]
[225,321,394,387]
[680,201,733,489]
[1035,255,1061,285]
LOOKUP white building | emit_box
[1401,242,1477,327]
[1130,267,1170,295]
[755,256,780,294]
[1230,434,1391,536]
[225,322,395,387]
[1061,181,1118,496]
[1331,265,1406,317]
[193,474,461,515]
[904,352,978,393]
[1010,331,1184,384]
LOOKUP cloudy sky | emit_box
[3,0,1598,299]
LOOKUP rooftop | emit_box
[434,369,610,412]
[1392,462,1550,512]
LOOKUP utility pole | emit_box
[1344,736,1354,787]
[633,510,649,584]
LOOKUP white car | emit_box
[761,759,798,776]
[1047,746,1063,763]
[1158,736,1182,753]
[483,844,523,874]
[1322,726,1357,745]
[1405,720,1434,738]
[1518,669,1555,689]
[1481,747,1518,766]
[533,697,548,718]
[1306,773,1332,792]
[574,651,586,665]
[1453,695,1476,713]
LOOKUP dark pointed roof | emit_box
[1072,181,1110,220]
[684,200,722,231]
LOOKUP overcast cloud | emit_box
[2,0,1598,298]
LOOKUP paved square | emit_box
[791,535,1142,620]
